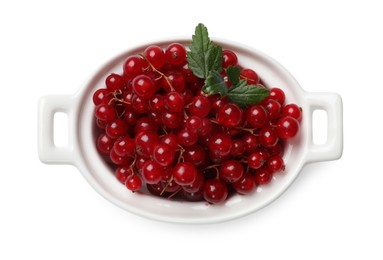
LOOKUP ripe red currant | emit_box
[216,103,243,128]
[276,116,299,139]
[165,43,187,66]
[173,162,198,186]
[144,45,165,70]
[203,179,228,204]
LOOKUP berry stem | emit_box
[138,53,175,91]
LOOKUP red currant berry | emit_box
[232,172,256,195]
[267,87,286,105]
[172,162,198,186]
[203,179,228,204]
[134,131,160,158]
[93,88,110,105]
[248,150,266,169]
[209,133,232,157]
[113,136,135,157]
[149,94,166,114]
[183,144,207,167]
[153,143,175,167]
[282,103,302,122]
[144,45,165,70]
[142,161,163,184]
[123,55,148,78]
[96,132,114,155]
[267,155,285,173]
[216,103,243,128]
[161,111,183,129]
[160,134,179,150]
[185,116,202,133]
[187,96,211,118]
[105,73,124,92]
[242,133,259,154]
[132,74,156,99]
[95,103,116,122]
[246,105,268,129]
[105,119,128,139]
[276,116,300,139]
[177,128,198,147]
[123,108,140,126]
[262,99,282,121]
[165,91,184,113]
[131,95,150,113]
[165,43,187,66]
[254,167,273,185]
[240,68,260,85]
[222,50,238,68]
[161,70,186,92]
[125,174,142,192]
[230,139,246,157]
[220,160,244,183]
[259,126,279,148]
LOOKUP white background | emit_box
[1,0,382,259]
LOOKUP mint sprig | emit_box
[187,23,269,107]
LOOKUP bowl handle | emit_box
[38,95,78,165]
[305,92,343,163]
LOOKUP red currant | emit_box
[142,161,163,184]
[132,74,156,99]
[219,160,244,183]
[276,116,300,139]
[222,50,238,68]
[134,131,159,158]
[95,104,116,122]
[240,68,260,85]
[173,162,198,186]
[267,155,285,173]
[282,103,302,122]
[105,73,124,92]
[165,91,184,113]
[259,126,279,148]
[125,174,142,192]
[113,136,135,157]
[209,133,232,157]
[187,96,211,118]
[246,105,268,129]
[144,45,165,70]
[216,103,243,128]
[165,43,187,66]
[203,179,228,204]
[153,143,175,167]
[254,167,273,185]
[232,172,256,195]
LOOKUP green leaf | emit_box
[203,70,228,97]
[186,23,222,79]
[226,66,240,85]
[227,80,270,107]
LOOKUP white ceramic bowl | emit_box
[38,38,343,224]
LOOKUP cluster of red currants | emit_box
[93,43,302,204]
